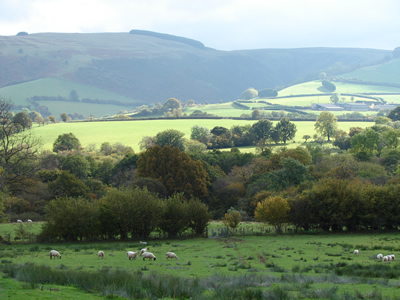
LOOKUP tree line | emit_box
[2,96,400,239]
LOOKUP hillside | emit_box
[0,31,391,117]
[341,58,400,85]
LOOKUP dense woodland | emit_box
[2,97,400,242]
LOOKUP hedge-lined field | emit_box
[31,119,371,153]
[1,233,400,298]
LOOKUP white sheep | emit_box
[127,251,139,260]
[27,219,32,222]
[140,241,147,245]
[377,253,383,260]
[142,251,156,261]
[50,250,61,259]
[140,247,150,255]
[390,254,395,261]
[353,249,359,255]
[98,251,104,259]
[383,255,389,262]
[17,220,23,223]
[166,252,178,260]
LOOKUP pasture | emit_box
[31,119,372,153]
[1,228,400,298]
[278,80,400,97]
[0,78,137,117]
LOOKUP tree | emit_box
[53,133,81,152]
[322,80,336,92]
[47,171,90,199]
[251,109,261,120]
[251,119,273,142]
[99,187,163,239]
[190,125,211,145]
[13,112,32,130]
[48,115,56,123]
[60,113,71,122]
[241,88,258,100]
[41,196,98,241]
[139,136,156,151]
[158,193,189,237]
[275,117,297,144]
[59,154,91,179]
[387,106,400,121]
[350,128,381,158]
[162,98,182,112]
[35,116,45,126]
[330,93,340,104]
[186,198,212,236]
[137,145,209,198]
[0,98,42,192]
[302,135,311,142]
[222,207,242,233]
[258,88,277,98]
[255,196,290,233]
[314,111,338,142]
[155,129,186,151]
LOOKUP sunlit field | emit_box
[31,119,372,153]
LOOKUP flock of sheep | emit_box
[16,219,32,223]
[354,249,395,262]
[49,246,178,262]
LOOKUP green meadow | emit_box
[278,80,400,96]
[31,119,372,153]
[2,222,400,298]
[0,78,138,117]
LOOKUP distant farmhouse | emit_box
[312,103,399,112]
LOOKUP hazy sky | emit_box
[1,0,399,50]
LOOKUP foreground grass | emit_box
[2,233,400,298]
[31,119,371,153]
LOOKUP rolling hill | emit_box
[0,31,392,117]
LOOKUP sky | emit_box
[0,0,399,51]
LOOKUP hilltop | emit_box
[0,31,392,117]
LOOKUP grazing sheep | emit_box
[127,251,139,260]
[377,253,383,260]
[390,254,395,261]
[142,252,156,261]
[166,252,178,260]
[353,250,359,255]
[140,241,147,245]
[383,255,389,262]
[98,251,104,259]
[140,247,150,255]
[17,220,22,223]
[27,219,32,222]
[50,250,61,259]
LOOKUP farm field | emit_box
[1,228,400,298]
[31,119,372,153]
[0,78,138,117]
[182,102,250,117]
[278,80,400,96]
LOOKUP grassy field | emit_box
[278,80,400,97]
[1,222,400,298]
[0,78,138,118]
[31,119,372,153]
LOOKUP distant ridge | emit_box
[129,29,205,48]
